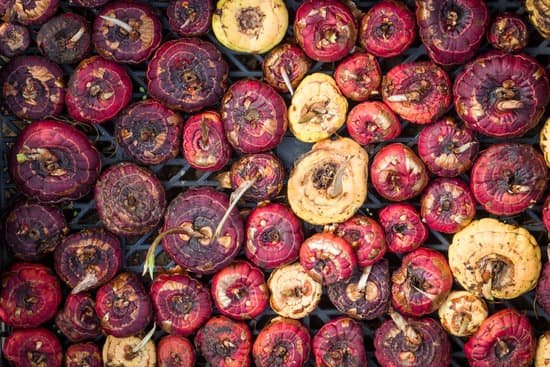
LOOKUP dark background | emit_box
[1,0,549,366]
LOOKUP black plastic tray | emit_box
[1,1,550,366]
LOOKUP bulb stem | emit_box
[280,66,294,96]
[69,27,86,44]
[132,323,156,353]
[356,265,372,292]
[496,100,523,111]
[389,308,422,346]
[212,177,258,243]
[387,94,409,102]
[71,272,98,294]
[100,15,133,33]
[142,227,205,279]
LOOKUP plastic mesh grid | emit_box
[1,0,549,366]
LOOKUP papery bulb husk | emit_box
[211,260,269,320]
[147,38,228,112]
[0,262,62,328]
[334,52,382,102]
[150,273,212,336]
[416,0,488,65]
[268,262,322,319]
[221,79,288,154]
[54,228,122,291]
[288,137,368,225]
[488,14,528,53]
[102,335,156,367]
[391,247,453,317]
[335,215,387,267]
[115,100,183,165]
[420,177,476,234]
[262,43,311,94]
[160,187,244,275]
[1,56,64,121]
[470,144,547,216]
[294,0,357,62]
[438,290,488,337]
[194,315,252,367]
[253,317,311,367]
[328,259,390,320]
[9,120,100,203]
[417,117,478,177]
[449,218,542,300]
[313,317,366,367]
[37,13,91,64]
[212,0,288,54]
[3,328,63,367]
[0,22,30,57]
[229,153,285,202]
[65,343,102,367]
[370,143,429,202]
[375,314,451,367]
[288,73,348,143]
[94,162,166,237]
[93,1,162,64]
[4,201,68,261]
[168,0,213,36]
[359,0,416,58]
[66,56,132,124]
[182,110,232,172]
[454,52,549,138]
[299,232,358,285]
[525,0,550,39]
[157,335,195,367]
[1,0,59,25]
[245,202,303,270]
[379,203,428,254]
[381,61,452,124]
[465,308,536,367]
[346,101,402,145]
[95,272,153,337]
[55,293,101,342]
